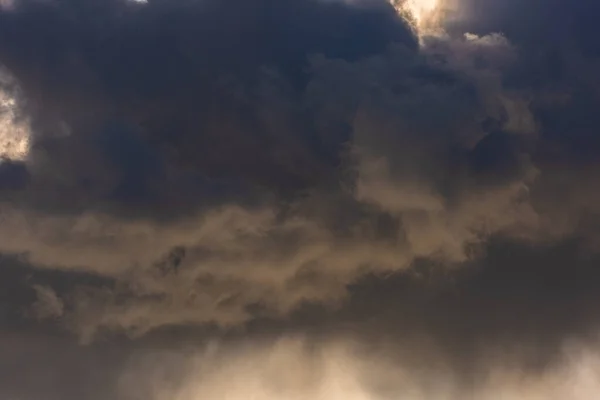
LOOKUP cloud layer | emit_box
[0,0,600,384]
[117,336,600,400]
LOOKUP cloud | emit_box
[0,1,599,386]
[6,33,543,342]
[3,330,600,400]
[31,284,64,319]
[116,335,600,400]
[0,330,128,400]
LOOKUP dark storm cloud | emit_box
[452,0,600,55]
[0,0,416,217]
[0,0,600,383]
[445,0,600,241]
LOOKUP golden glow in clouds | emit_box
[392,0,447,35]
[405,0,438,27]
[0,89,29,161]
[0,69,30,161]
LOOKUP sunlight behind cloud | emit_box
[405,0,438,26]
[0,73,30,161]
[392,0,443,34]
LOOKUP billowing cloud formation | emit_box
[0,0,600,379]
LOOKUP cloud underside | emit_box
[4,333,600,400]
[0,0,599,363]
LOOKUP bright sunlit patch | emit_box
[405,0,438,27]
[391,0,447,36]
[0,87,30,161]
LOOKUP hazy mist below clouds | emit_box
[3,332,600,400]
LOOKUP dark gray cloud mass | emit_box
[1,0,600,397]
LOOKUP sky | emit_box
[1,0,600,398]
